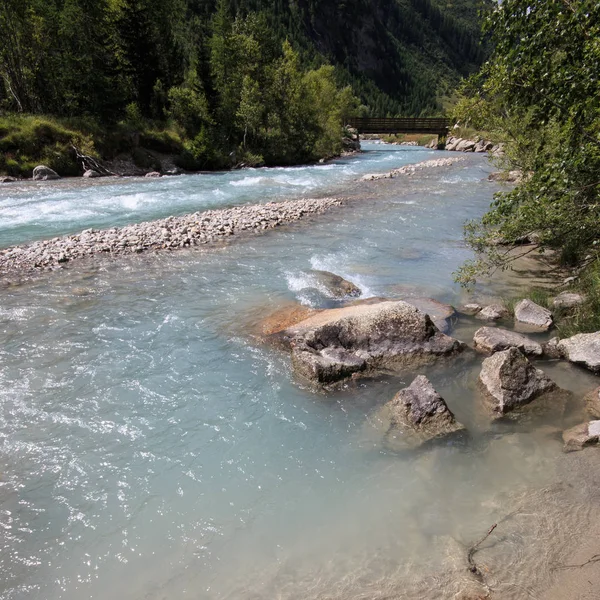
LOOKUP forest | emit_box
[0,0,490,173]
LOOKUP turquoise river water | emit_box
[1,145,600,600]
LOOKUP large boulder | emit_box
[558,332,600,372]
[280,300,466,386]
[478,347,557,414]
[384,375,466,446]
[584,387,600,419]
[310,270,361,298]
[562,421,600,452]
[473,327,542,356]
[33,165,60,181]
[514,299,553,331]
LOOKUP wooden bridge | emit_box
[345,117,450,142]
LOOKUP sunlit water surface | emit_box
[1,146,599,600]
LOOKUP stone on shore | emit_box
[455,139,475,152]
[478,347,557,414]
[584,387,600,419]
[310,270,361,298]
[558,332,600,372]
[280,300,465,386]
[1,176,17,183]
[385,375,466,444]
[476,303,509,321]
[552,291,585,309]
[33,165,60,181]
[473,326,542,356]
[488,170,523,183]
[562,420,600,452]
[145,171,161,178]
[83,169,102,178]
[514,299,553,331]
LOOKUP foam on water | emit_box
[1,149,596,600]
[0,144,428,248]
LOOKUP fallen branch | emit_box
[467,523,497,577]
[71,145,118,176]
[552,553,600,571]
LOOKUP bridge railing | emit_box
[345,117,450,135]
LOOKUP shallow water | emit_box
[1,146,598,600]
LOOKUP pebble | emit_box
[0,197,344,275]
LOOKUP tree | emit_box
[454,0,600,286]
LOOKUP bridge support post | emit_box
[437,133,447,150]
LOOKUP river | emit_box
[1,145,599,600]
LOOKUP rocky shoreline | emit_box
[0,197,343,276]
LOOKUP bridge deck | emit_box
[346,117,450,135]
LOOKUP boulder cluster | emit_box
[262,287,600,453]
[429,136,504,156]
[0,197,343,275]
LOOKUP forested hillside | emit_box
[0,0,490,174]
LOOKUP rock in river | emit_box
[279,300,466,386]
[478,347,557,414]
[385,375,466,444]
[476,303,509,322]
[310,270,361,298]
[33,165,60,181]
[558,332,600,372]
[562,420,600,452]
[473,326,542,356]
[514,299,553,331]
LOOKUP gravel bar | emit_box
[361,156,465,181]
[0,197,344,275]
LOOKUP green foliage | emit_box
[0,0,490,172]
[454,0,600,288]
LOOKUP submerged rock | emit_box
[385,375,466,444]
[478,347,557,414]
[552,291,585,309]
[473,326,542,356]
[558,332,600,372]
[514,299,553,331]
[280,300,465,386]
[310,270,361,298]
[476,303,509,322]
[33,165,60,181]
[584,387,600,419]
[562,420,600,452]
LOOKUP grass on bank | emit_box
[0,113,185,177]
[506,260,600,338]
